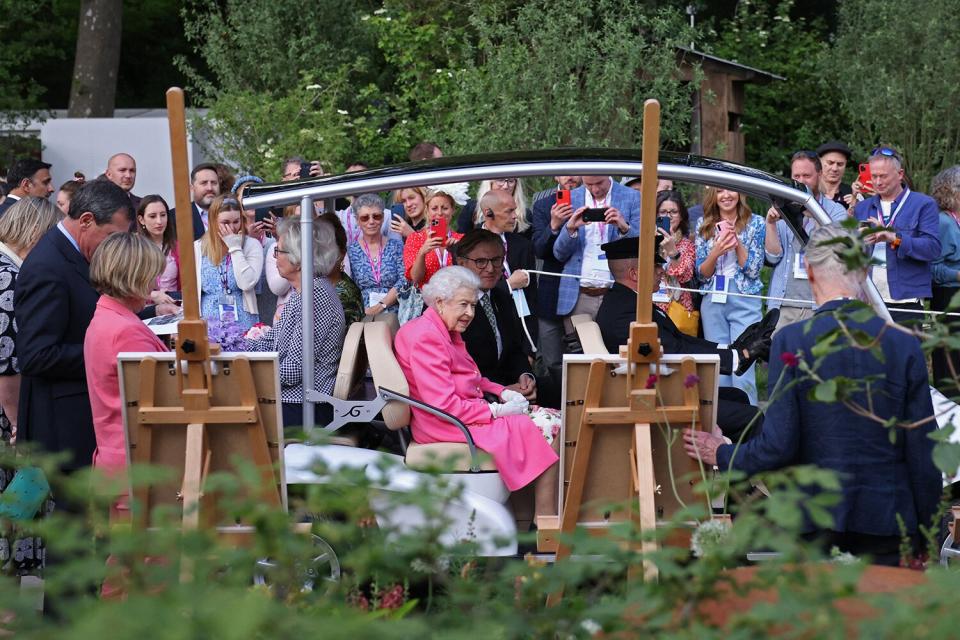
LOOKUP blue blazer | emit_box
[717,299,941,536]
[551,181,641,315]
[853,188,941,299]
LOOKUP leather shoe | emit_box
[730,308,780,376]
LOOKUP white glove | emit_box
[222,234,244,251]
[488,401,526,419]
[500,389,526,404]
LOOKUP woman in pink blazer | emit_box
[85,233,168,477]
[394,266,560,517]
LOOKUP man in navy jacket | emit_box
[684,225,941,564]
[854,147,940,325]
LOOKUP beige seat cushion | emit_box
[569,313,592,328]
[333,321,367,400]
[362,321,410,430]
[576,320,610,355]
[404,441,496,472]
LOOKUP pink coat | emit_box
[394,307,558,491]
[84,296,168,474]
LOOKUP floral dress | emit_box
[347,237,405,312]
[657,236,696,314]
[335,273,364,326]
[199,254,260,329]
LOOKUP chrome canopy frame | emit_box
[243,150,891,429]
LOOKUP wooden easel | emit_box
[540,100,706,605]
[122,89,283,551]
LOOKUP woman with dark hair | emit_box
[655,190,697,329]
[135,195,180,304]
[319,212,364,326]
[56,179,83,215]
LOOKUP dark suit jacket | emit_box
[461,285,534,387]
[170,202,205,241]
[0,195,20,218]
[530,194,565,321]
[717,299,941,537]
[596,282,733,373]
[15,227,100,471]
[494,230,538,350]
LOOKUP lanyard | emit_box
[949,211,960,230]
[362,237,384,285]
[218,254,232,293]
[500,233,512,276]
[878,188,910,227]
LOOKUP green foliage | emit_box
[829,0,960,190]
[446,0,700,153]
[709,0,845,174]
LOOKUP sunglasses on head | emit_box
[871,146,900,160]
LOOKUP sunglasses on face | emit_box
[358,213,384,222]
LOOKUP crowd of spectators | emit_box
[0,136,953,567]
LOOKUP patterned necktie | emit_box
[480,292,502,357]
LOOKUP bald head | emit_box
[479,188,517,234]
[106,153,137,192]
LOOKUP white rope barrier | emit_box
[524,269,960,318]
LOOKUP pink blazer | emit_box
[84,296,168,474]
[394,307,557,490]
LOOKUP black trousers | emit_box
[931,286,960,393]
[802,530,902,566]
[716,386,761,443]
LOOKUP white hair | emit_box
[805,224,866,296]
[276,217,340,277]
[352,193,384,214]
[421,266,480,306]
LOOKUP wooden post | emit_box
[635,99,661,324]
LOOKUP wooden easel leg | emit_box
[630,422,659,583]
[546,360,606,607]
[181,423,206,530]
[235,358,282,507]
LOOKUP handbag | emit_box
[667,300,700,337]
[397,283,424,326]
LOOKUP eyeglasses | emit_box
[358,213,384,222]
[493,178,517,186]
[871,146,901,160]
[658,208,681,216]
[460,255,505,271]
[273,247,291,258]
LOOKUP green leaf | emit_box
[932,440,960,476]
[813,379,838,402]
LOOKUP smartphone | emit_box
[254,207,272,223]
[299,162,312,180]
[582,207,608,223]
[556,188,571,207]
[858,163,873,189]
[657,216,671,234]
[430,216,447,240]
[716,220,732,236]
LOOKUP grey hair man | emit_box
[684,223,940,565]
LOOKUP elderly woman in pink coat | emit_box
[394,266,561,517]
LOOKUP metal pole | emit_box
[300,195,315,431]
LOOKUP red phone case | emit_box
[556,189,571,206]
[858,163,873,187]
[430,216,447,240]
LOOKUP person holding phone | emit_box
[347,194,405,316]
[134,195,180,306]
[655,190,697,326]
[695,188,765,403]
[389,186,429,239]
[552,175,641,332]
[403,185,467,286]
[194,195,264,329]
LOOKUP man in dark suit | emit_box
[0,158,54,217]
[454,230,539,402]
[14,181,174,475]
[531,188,571,382]
[595,235,776,441]
[476,189,538,352]
[683,225,941,564]
[104,152,141,212]
[170,163,221,240]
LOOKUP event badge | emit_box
[218,294,238,322]
[511,289,531,318]
[712,275,728,304]
[793,251,808,280]
[367,290,386,308]
[652,286,670,304]
[582,252,611,283]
